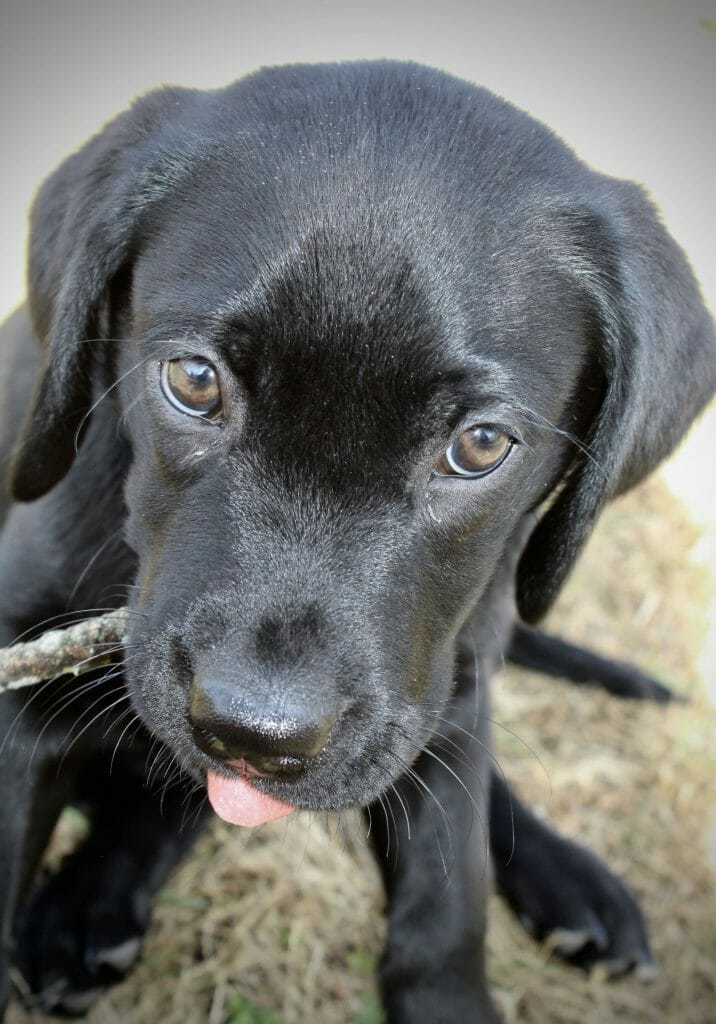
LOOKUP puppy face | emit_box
[115,179,590,814]
[14,62,714,819]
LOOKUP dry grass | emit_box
[8,475,716,1024]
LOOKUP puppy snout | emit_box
[188,680,338,776]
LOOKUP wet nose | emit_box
[188,680,338,776]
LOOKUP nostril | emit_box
[188,680,340,772]
[190,727,305,778]
[190,724,232,761]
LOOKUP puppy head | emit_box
[110,203,583,813]
[12,62,716,815]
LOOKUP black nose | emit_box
[188,681,338,776]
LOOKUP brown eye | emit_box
[434,424,513,477]
[160,358,222,419]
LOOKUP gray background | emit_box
[1,0,714,650]
[1,0,715,311]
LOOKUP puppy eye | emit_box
[160,358,222,419]
[434,424,513,477]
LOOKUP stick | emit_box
[0,608,129,694]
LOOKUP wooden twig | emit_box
[0,608,129,694]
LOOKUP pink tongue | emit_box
[207,769,295,827]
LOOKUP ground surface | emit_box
[7,474,716,1024]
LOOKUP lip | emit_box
[223,755,304,780]
[226,756,265,777]
[202,752,316,805]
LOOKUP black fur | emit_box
[507,624,678,702]
[1,61,713,1022]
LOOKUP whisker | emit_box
[390,781,412,841]
[119,385,150,428]
[422,709,522,788]
[110,712,142,774]
[59,692,131,768]
[144,736,160,780]
[66,532,126,607]
[155,750,179,795]
[159,763,189,816]
[145,742,170,790]
[39,671,120,724]
[74,355,153,454]
[377,793,391,864]
[386,748,454,879]
[418,746,483,837]
[102,702,135,741]
[180,784,208,833]
[19,662,126,765]
[508,398,602,472]
[0,673,75,757]
[391,718,486,841]
[54,674,127,753]
[484,716,552,795]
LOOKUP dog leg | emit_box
[12,747,210,1016]
[0,703,77,1021]
[490,771,657,977]
[508,623,676,702]
[365,647,502,1024]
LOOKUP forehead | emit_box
[132,198,587,425]
[128,72,593,463]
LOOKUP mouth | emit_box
[199,723,416,826]
[128,649,431,821]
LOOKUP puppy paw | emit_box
[497,832,656,978]
[13,858,146,1016]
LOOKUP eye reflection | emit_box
[434,424,512,477]
[160,358,223,419]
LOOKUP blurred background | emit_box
[1,2,714,1022]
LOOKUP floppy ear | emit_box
[11,87,193,502]
[516,181,716,623]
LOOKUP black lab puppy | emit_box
[0,61,714,1022]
